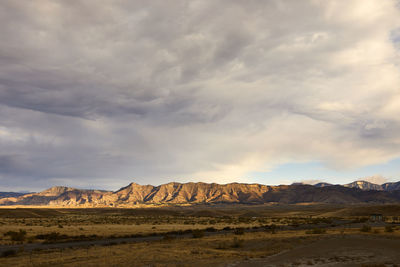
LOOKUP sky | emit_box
[1,0,400,191]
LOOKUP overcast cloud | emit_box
[1,0,400,191]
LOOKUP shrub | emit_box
[231,237,244,248]
[216,241,229,249]
[4,229,27,242]
[234,227,245,235]
[162,234,176,241]
[266,224,277,234]
[385,225,394,233]
[360,225,372,232]
[352,217,368,223]
[102,241,117,246]
[35,232,68,242]
[1,249,16,257]
[305,228,326,234]
[192,229,204,238]
[264,224,277,234]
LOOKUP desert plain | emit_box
[0,204,399,267]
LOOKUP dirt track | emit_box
[233,235,400,267]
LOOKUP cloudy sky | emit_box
[1,0,400,191]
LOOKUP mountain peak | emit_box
[39,186,76,196]
[344,181,383,191]
[314,182,333,188]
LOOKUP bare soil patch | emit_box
[233,235,400,267]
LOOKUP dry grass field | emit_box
[0,204,399,266]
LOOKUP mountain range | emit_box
[1,180,400,207]
[315,180,400,191]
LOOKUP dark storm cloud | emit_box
[0,0,400,191]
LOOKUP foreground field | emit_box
[1,229,400,266]
[0,204,399,266]
[235,234,400,267]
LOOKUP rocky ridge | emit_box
[1,180,400,207]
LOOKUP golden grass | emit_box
[0,222,262,245]
[0,230,319,267]
[0,205,399,266]
[2,228,399,267]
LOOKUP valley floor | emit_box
[0,204,399,266]
[1,231,400,266]
[234,235,400,267]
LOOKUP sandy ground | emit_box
[232,235,400,267]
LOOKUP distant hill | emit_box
[382,182,400,191]
[344,181,384,191]
[0,192,29,198]
[1,180,400,207]
[314,182,333,188]
[343,181,400,192]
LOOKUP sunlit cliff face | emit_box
[0,0,400,190]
